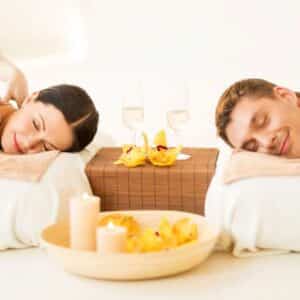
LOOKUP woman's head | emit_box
[1,84,99,154]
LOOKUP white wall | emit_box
[0,1,77,59]
[3,0,300,147]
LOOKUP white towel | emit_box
[205,165,297,257]
[223,151,300,184]
[0,150,59,182]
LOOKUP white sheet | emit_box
[205,140,300,257]
[2,248,300,300]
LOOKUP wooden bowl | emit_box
[41,210,219,281]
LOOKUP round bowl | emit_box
[41,210,219,281]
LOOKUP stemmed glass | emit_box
[166,81,191,159]
[122,81,144,145]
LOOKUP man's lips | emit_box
[279,133,290,156]
[13,133,23,153]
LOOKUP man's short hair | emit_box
[215,78,276,147]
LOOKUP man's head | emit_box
[215,78,300,158]
[1,84,99,154]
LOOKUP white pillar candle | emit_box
[96,222,127,254]
[70,193,100,251]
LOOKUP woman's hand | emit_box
[0,68,28,106]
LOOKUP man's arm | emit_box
[0,53,28,107]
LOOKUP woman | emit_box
[0,54,99,154]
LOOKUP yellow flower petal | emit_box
[154,130,167,147]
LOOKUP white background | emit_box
[1,0,300,147]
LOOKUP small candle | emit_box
[70,193,100,251]
[96,222,127,254]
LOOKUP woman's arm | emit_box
[0,53,28,107]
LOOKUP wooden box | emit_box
[85,148,218,215]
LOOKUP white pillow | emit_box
[215,138,233,169]
[205,139,300,257]
[0,152,92,250]
[0,127,118,250]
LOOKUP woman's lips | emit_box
[279,133,290,156]
[13,133,23,153]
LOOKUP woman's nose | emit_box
[24,135,44,153]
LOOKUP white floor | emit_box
[1,248,299,300]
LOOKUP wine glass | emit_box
[122,81,144,145]
[166,81,191,159]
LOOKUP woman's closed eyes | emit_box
[32,117,51,151]
[32,119,39,131]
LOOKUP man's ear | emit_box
[21,91,39,108]
[273,86,298,106]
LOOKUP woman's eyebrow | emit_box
[39,113,59,150]
[39,113,46,130]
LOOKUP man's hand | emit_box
[0,68,28,106]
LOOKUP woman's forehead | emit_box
[28,102,73,149]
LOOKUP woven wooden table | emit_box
[85,147,218,215]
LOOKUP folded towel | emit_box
[0,151,59,182]
[223,151,300,184]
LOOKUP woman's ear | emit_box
[21,91,39,108]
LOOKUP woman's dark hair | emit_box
[36,84,99,152]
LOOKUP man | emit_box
[215,78,300,158]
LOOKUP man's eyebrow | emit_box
[249,111,260,129]
[238,111,260,149]
[39,113,59,150]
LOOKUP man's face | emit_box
[1,93,74,154]
[226,87,300,158]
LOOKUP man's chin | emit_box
[285,151,300,159]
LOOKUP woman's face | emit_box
[1,93,74,154]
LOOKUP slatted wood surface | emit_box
[85,148,219,215]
